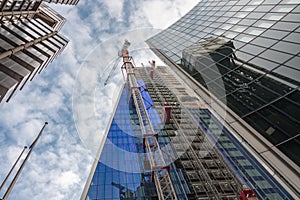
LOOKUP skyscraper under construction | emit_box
[0,0,79,103]
[81,0,299,199]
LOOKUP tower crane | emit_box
[119,40,178,200]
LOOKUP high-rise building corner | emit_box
[0,0,80,104]
[146,0,300,198]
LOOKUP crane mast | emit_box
[120,40,178,200]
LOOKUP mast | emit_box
[1,122,48,200]
[0,146,27,191]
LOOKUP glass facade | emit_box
[82,66,293,199]
[189,108,292,199]
[0,2,71,103]
[84,83,190,200]
[147,0,300,196]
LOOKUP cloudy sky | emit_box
[0,1,198,199]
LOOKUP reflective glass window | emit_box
[254,20,274,29]
[283,32,300,44]
[239,19,256,26]
[259,105,299,137]
[240,44,265,55]
[251,37,277,48]
[246,27,265,36]
[259,74,294,95]
[259,49,291,64]
[273,66,300,83]
[278,138,300,166]
[247,12,265,19]
[242,6,257,12]
[273,97,300,122]
[271,41,299,55]
[282,0,300,4]
[251,57,278,71]
[282,14,300,22]
[235,12,248,18]
[263,13,285,21]
[272,21,299,31]
[261,29,289,40]
[271,5,295,12]
[236,34,255,43]
[254,5,274,12]
[285,56,300,70]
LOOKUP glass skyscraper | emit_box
[147,0,300,197]
[0,0,79,103]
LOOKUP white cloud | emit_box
[132,0,198,29]
[0,0,198,199]
[101,0,124,20]
[53,171,80,189]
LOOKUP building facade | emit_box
[147,0,300,197]
[81,64,293,199]
[0,0,79,103]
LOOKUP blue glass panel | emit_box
[189,108,293,199]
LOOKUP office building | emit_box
[0,0,79,103]
[146,0,300,198]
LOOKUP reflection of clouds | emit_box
[149,35,229,150]
[73,28,206,171]
[72,28,163,158]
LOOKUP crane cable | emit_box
[104,57,121,86]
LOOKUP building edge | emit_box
[0,2,70,104]
[80,83,125,200]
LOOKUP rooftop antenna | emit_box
[1,122,48,200]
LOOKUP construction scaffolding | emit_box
[136,65,244,199]
[120,40,178,200]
